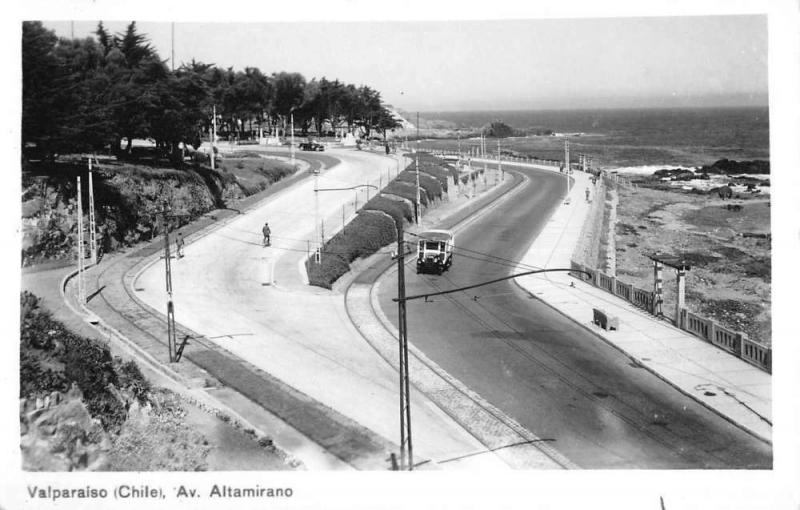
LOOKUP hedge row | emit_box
[383,180,429,206]
[406,152,458,176]
[361,195,413,230]
[460,167,486,184]
[395,171,443,201]
[306,153,455,289]
[306,211,397,288]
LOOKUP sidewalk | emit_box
[61,154,394,470]
[124,148,522,469]
[508,165,772,443]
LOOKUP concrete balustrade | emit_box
[742,338,771,372]
[631,287,654,312]
[572,263,771,373]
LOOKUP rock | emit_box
[20,384,111,471]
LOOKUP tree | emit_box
[223,67,271,139]
[374,107,402,140]
[22,22,69,158]
[272,71,306,129]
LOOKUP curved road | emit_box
[134,148,514,469]
[377,165,772,469]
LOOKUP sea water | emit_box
[418,106,769,172]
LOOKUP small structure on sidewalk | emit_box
[647,253,692,326]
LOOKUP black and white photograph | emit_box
[3,0,799,509]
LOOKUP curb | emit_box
[343,166,579,469]
[61,152,397,470]
[518,274,773,445]
[512,171,772,445]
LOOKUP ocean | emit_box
[416,107,769,170]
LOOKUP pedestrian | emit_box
[585,187,591,203]
[176,232,185,258]
[262,222,271,247]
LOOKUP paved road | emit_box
[133,148,513,469]
[376,165,772,469]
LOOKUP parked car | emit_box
[299,141,325,151]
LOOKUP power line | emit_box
[403,230,542,273]
[393,268,589,303]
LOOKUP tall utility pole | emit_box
[76,176,86,304]
[415,112,421,224]
[564,139,571,199]
[157,207,178,363]
[171,22,175,72]
[396,225,413,470]
[497,138,503,182]
[314,172,320,263]
[290,111,295,164]
[414,150,420,224]
[88,157,97,265]
[210,105,217,170]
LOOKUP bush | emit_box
[19,291,154,432]
[395,171,443,201]
[383,181,429,206]
[306,211,396,288]
[405,153,459,181]
[362,196,412,230]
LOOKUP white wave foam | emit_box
[609,164,697,175]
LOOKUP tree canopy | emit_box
[22,21,402,161]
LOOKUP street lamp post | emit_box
[415,147,420,224]
[313,184,379,265]
[290,109,296,164]
[564,138,571,203]
[210,105,217,170]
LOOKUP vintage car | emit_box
[299,141,325,151]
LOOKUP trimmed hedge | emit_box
[306,211,396,288]
[306,153,456,289]
[406,160,458,187]
[405,152,459,179]
[361,195,413,230]
[383,181,429,206]
[395,171,443,201]
[460,167,486,185]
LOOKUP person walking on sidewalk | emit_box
[175,232,185,258]
[262,222,271,247]
[585,187,591,203]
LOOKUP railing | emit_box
[572,260,771,373]
[597,272,614,293]
[683,310,710,341]
[742,338,771,372]
[711,323,741,354]
[614,279,632,302]
[631,287,654,312]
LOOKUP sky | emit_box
[42,16,768,112]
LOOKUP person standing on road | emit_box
[262,222,271,247]
[585,187,591,203]
[176,232,185,258]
